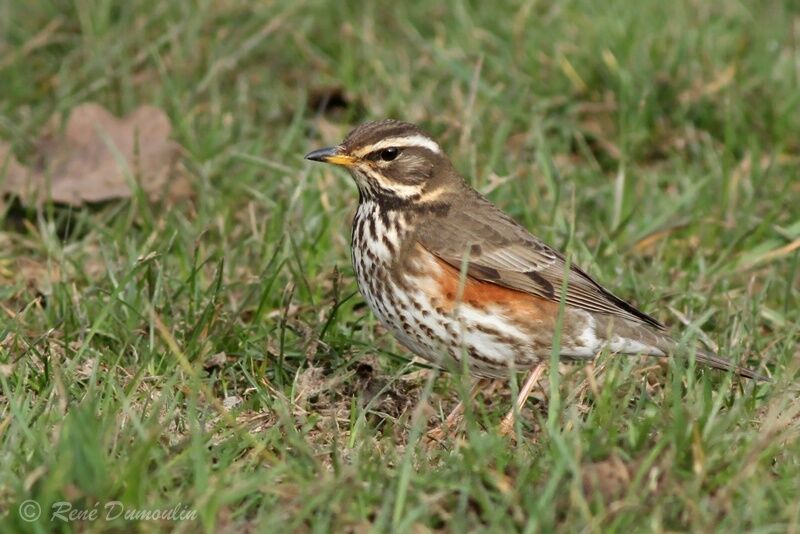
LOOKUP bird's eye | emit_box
[380,147,400,161]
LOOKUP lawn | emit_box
[1,0,799,532]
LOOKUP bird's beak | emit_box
[304,146,356,167]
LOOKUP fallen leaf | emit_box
[0,103,190,206]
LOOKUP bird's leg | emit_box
[426,378,487,442]
[499,363,547,436]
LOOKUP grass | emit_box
[1,0,799,531]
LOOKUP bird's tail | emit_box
[599,317,769,381]
[646,329,769,381]
[693,348,769,382]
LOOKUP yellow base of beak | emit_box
[305,147,357,167]
[323,154,356,166]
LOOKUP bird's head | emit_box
[305,119,460,205]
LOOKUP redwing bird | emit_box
[305,119,767,433]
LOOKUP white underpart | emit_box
[454,305,525,364]
[608,336,664,356]
[456,305,529,342]
[353,134,442,157]
[562,312,601,358]
[561,310,664,358]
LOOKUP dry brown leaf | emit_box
[0,103,190,206]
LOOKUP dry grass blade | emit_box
[737,238,800,273]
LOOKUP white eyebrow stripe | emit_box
[353,134,442,157]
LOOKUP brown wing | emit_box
[416,191,665,330]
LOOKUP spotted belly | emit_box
[350,206,664,378]
[352,223,549,376]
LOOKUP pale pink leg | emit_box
[499,363,547,436]
[426,379,486,442]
